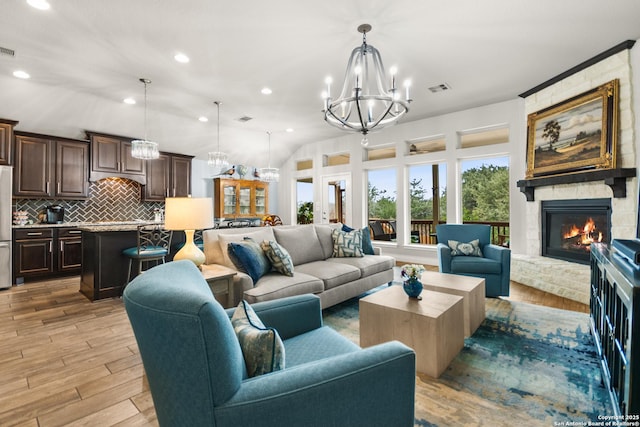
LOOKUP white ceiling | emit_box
[1,0,639,169]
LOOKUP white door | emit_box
[321,173,352,226]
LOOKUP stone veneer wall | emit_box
[513,49,638,305]
[13,178,163,223]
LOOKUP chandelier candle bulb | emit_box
[404,80,411,101]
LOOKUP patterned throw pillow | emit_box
[448,239,483,257]
[231,300,285,377]
[331,228,364,258]
[260,240,294,276]
[342,224,375,255]
[227,238,272,283]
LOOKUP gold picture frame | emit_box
[526,79,618,178]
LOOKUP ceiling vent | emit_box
[428,83,451,93]
[236,116,253,123]
[0,46,15,57]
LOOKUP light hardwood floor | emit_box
[0,274,587,426]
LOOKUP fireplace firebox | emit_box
[541,198,611,264]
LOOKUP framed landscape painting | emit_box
[526,79,618,178]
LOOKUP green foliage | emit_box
[368,182,396,219]
[461,165,509,222]
[367,164,507,224]
[297,201,314,224]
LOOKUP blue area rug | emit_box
[322,286,612,426]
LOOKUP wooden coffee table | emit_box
[359,285,464,378]
[421,271,485,337]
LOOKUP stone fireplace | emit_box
[511,46,637,305]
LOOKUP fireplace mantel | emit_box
[516,168,636,201]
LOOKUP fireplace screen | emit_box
[541,198,611,264]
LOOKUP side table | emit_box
[201,264,237,308]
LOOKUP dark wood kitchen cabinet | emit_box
[13,227,82,283]
[0,118,18,165]
[13,228,54,280]
[87,132,146,183]
[13,132,89,199]
[57,228,82,271]
[144,152,193,200]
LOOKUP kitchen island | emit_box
[79,221,181,301]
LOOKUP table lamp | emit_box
[164,197,214,267]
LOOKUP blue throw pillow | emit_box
[228,238,272,283]
[231,300,285,377]
[342,224,375,255]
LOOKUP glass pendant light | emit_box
[257,131,279,182]
[131,78,160,160]
[207,101,230,174]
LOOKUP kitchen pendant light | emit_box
[131,78,160,160]
[257,131,279,182]
[207,101,230,174]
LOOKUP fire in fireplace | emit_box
[541,198,611,264]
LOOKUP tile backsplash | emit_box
[13,178,163,223]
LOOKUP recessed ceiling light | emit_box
[27,0,50,10]
[123,97,136,105]
[13,70,30,79]
[198,116,208,122]
[261,87,272,95]
[286,128,294,133]
[174,53,190,63]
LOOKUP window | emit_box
[460,156,510,245]
[458,126,509,149]
[408,163,447,244]
[406,135,446,154]
[296,178,313,224]
[365,146,396,161]
[323,153,350,166]
[296,159,313,171]
[367,168,396,241]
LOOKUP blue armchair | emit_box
[123,260,416,427]
[436,224,511,297]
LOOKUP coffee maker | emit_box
[42,205,65,224]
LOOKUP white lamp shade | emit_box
[164,197,214,231]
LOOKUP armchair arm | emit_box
[216,341,416,427]
[483,244,510,263]
[226,294,322,340]
[436,243,452,273]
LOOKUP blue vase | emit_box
[403,277,423,299]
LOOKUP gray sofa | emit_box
[203,224,395,308]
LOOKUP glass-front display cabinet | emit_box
[214,178,269,218]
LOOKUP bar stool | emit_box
[122,225,173,285]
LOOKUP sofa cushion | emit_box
[273,225,324,265]
[314,224,343,259]
[295,260,361,290]
[448,239,483,257]
[327,254,395,277]
[227,238,272,284]
[217,228,276,269]
[332,228,364,257]
[260,240,294,277]
[283,326,360,368]
[243,272,324,304]
[451,256,502,274]
[231,300,285,377]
